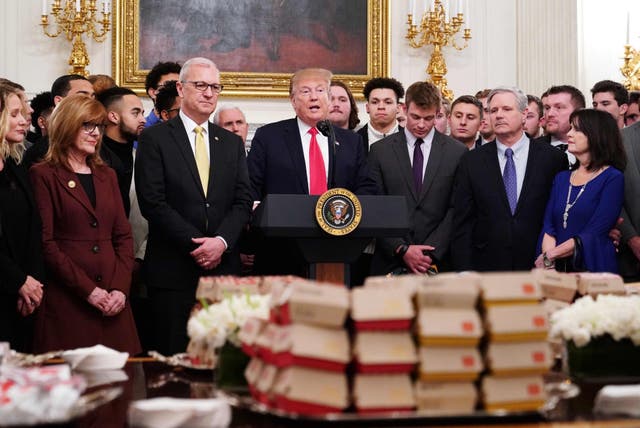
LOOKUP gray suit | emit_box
[619,122,640,280]
[368,129,467,274]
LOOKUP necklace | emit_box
[562,169,598,229]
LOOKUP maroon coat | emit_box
[29,163,140,354]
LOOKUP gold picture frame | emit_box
[112,0,389,99]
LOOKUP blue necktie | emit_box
[503,148,517,214]
[413,138,424,193]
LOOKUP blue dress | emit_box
[538,167,624,273]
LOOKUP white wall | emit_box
[1,1,637,124]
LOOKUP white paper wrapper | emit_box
[128,398,231,428]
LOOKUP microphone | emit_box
[316,120,337,188]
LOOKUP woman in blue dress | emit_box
[535,109,626,273]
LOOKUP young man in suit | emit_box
[247,68,377,277]
[135,57,252,354]
[452,87,567,271]
[368,81,467,275]
[357,77,405,154]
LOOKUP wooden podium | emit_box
[252,194,409,285]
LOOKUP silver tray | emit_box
[216,390,557,426]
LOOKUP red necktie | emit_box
[308,127,327,195]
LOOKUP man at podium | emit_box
[247,68,378,277]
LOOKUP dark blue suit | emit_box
[247,118,378,276]
[247,118,377,201]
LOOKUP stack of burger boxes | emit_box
[414,273,483,414]
[351,287,417,413]
[187,275,275,366]
[242,278,351,414]
[480,272,550,412]
[576,272,625,297]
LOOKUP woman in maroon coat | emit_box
[30,95,140,354]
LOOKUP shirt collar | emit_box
[179,110,209,134]
[369,122,399,142]
[496,132,529,157]
[405,126,435,148]
[297,117,316,136]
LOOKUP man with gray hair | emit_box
[214,105,249,146]
[452,86,566,271]
[136,57,252,354]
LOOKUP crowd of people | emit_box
[1,58,640,357]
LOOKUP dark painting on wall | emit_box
[113,0,388,97]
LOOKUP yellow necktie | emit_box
[194,126,209,196]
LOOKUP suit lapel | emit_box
[419,133,444,202]
[482,143,512,214]
[517,140,539,215]
[53,166,97,218]
[285,119,309,193]
[7,160,37,213]
[390,133,418,201]
[169,118,205,197]
[207,123,224,198]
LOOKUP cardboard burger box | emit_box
[245,357,265,402]
[238,317,266,358]
[351,288,414,331]
[254,364,279,406]
[480,272,541,304]
[353,374,416,413]
[416,272,482,309]
[482,375,547,412]
[484,303,548,342]
[414,381,477,414]
[417,308,483,347]
[418,346,483,382]
[486,341,552,376]
[270,280,349,328]
[363,274,421,297]
[254,323,279,365]
[271,366,349,415]
[577,272,625,296]
[531,269,578,302]
[353,331,417,374]
[195,275,265,302]
[270,323,350,372]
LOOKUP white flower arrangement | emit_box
[187,293,270,349]
[549,295,640,347]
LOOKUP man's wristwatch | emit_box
[542,252,554,268]
[396,244,409,259]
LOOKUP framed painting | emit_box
[112,0,389,98]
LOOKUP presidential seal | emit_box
[315,188,362,236]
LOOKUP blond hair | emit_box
[0,84,26,163]
[289,68,333,96]
[46,94,107,171]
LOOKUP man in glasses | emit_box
[247,67,377,279]
[136,57,252,355]
[154,80,181,123]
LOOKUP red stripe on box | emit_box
[354,319,412,331]
[241,343,256,358]
[271,352,346,372]
[274,396,344,415]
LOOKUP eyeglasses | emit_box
[81,122,105,134]
[183,81,224,93]
[164,108,180,114]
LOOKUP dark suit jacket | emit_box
[0,158,44,352]
[619,122,640,279]
[368,130,467,275]
[30,163,140,354]
[246,118,377,276]
[247,118,378,200]
[357,124,404,155]
[451,139,567,271]
[135,116,252,290]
